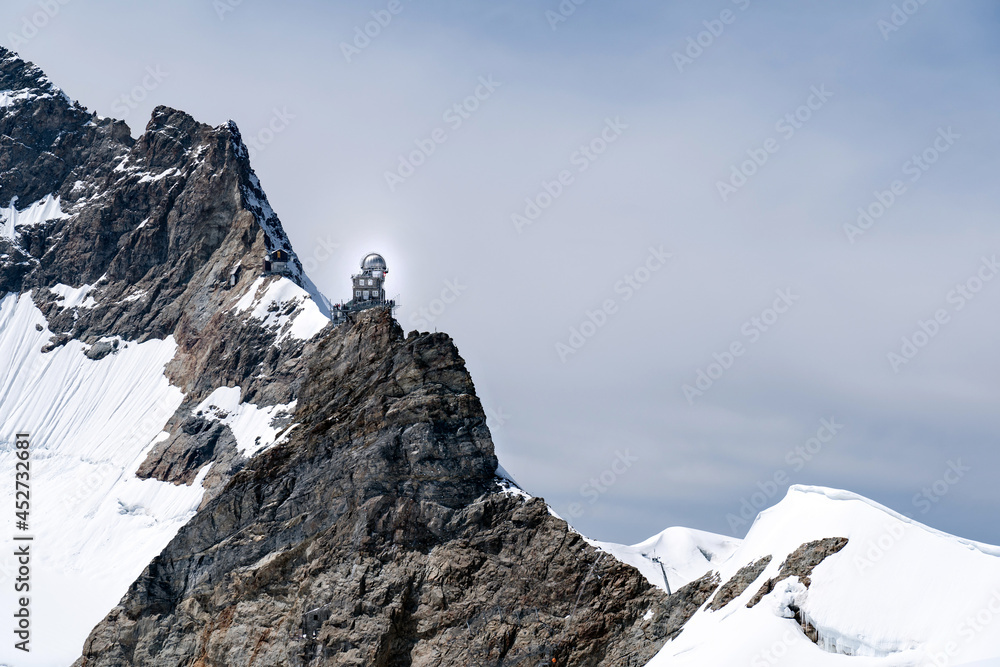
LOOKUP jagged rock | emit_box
[653,571,721,642]
[707,555,772,611]
[85,339,119,360]
[3,46,686,666]
[746,537,849,608]
[2,45,327,497]
[75,310,673,666]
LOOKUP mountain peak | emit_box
[0,45,67,99]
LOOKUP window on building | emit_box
[363,291,370,299]
[367,279,373,286]
[355,290,361,297]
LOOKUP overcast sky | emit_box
[4,0,999,546]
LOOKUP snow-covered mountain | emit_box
[2,45,1000,667]
[0,47,666,667]
[644,485,1000,666]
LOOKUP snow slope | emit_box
[0,288,316,666]
[646,486,1000,667]
[1,194,70,239]
[233,275,331,344]
[590,527,740,593]
[0,293,201,666]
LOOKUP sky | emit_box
[3,0,999,546]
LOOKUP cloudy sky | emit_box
[4,0,999,546]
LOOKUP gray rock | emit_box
[746,537,849,608]
[708,555,772,611]
[2,47,689,666]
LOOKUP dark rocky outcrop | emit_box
[2,48,682,665]
[707,555,772,611]
[746,537,849,608]
[2,45,326,499]
[75,310,673,666]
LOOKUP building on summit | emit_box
[332,252,396,325]
[263,249,290,274]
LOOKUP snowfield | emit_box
[0,293,201,666]
[644,485,1000,667]
[0,289,313,666]
[589,526,740,593]
[0,194,70,239]
[233,275,331,344]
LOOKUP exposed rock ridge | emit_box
[1,47,333,494]
[75,309,677,667]
[707,555,772,611]
[746,537,849,608]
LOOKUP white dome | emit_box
[361,253,387,271]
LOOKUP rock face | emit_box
[707,556,772,611]
[75,309,674,666]
[746,537,849,608]
[1,45,329,499]
[2,48,682,665]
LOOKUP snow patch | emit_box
[590,527,740,593]
[50,283,97,309]
[0,89,34,108]
[233,276,330,344]
[0,293,204,667]
[193,386,297,457]
[1,194,70,238]
[137,167,176,183]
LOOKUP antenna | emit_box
[651,556,672,595]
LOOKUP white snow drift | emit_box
[233,275,331,344]
[0,289,314,667]
[643,485,1000,667]
[194,386,296,457]
[1,194,70,239]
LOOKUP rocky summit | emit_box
[1,46,682,665]
[75,308,685,667]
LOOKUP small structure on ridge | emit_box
[331,252,396,325]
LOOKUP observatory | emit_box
[332,252,396,324]
[352,253,388,303]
